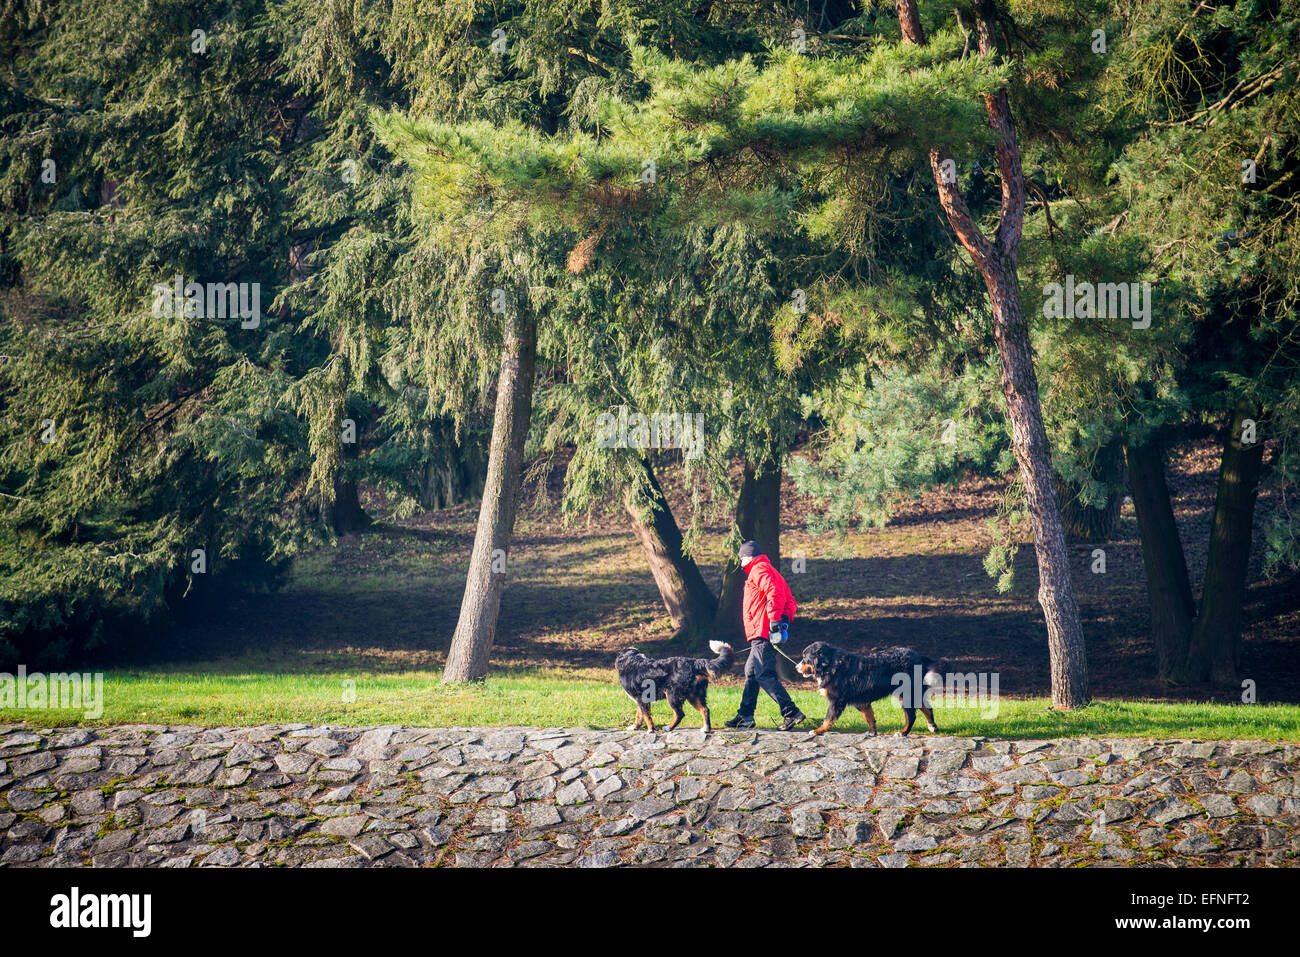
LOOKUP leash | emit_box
[773,644,803,667]
[730,639,803,668]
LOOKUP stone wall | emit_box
[1,725,1296,867]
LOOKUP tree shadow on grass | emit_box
[115,521,1300,705]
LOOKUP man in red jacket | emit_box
[724,540,807,731]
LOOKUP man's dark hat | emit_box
[739,540,761,560]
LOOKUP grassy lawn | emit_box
[6,442,1296,742]
[2,668,1298,740]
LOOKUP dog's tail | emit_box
[701,640,735,677]
[924,657,951,689]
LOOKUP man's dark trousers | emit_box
[737,639,800,719]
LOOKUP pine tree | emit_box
[382,6,1096,704]
[376,2,848,673]
[1099,0,1300,685]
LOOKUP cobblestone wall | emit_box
[2,725,1297,867]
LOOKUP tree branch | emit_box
[929,147,993,270]
[987,89,1026,261]
[897,0,998,267]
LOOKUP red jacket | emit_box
[742,554,796,641]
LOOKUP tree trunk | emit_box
[984,255,1090,709]
[1179,402,1264,686]
[897,0,925,43]
[331,477,369,535]
[894,0,1086,702]
[623,455,717,646]
[714,456,782,642]
[897,0,1089,708]
[1124,433,1195,680]
[417,419,488,510]
[331,408,370,535]
[442,311,538,682]
[1055,440,1124,543]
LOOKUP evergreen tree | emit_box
[377,2,847,673]
[0,1,314,666]
[384,5,1099,705]
[1100,0,1300,685]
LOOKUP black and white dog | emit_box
[615,641,735,732]
[796,641,949,736]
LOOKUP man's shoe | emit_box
[780,711,807,731]
[723,715,755,729]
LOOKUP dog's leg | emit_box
[689,696,711,733]
[810,700,844,736]
[625,693,643,732]
[664,697,685,732]
[919,705,938,733]
[639,702,656,732]
[858,704,877,736]
[897,703,916,737]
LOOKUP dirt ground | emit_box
[155,438,1300,704]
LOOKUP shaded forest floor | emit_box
[132,437,1300,707]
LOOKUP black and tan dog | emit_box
[796,641,949,736]
[615,641,735,732]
